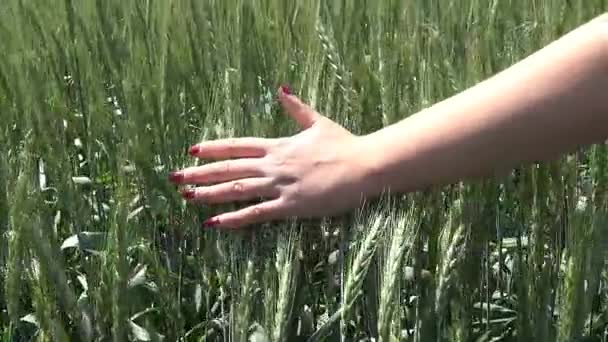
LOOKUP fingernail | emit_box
[203,217,221,228]
[188,145,200,156]
[181,188,196,199]
[168,171,184,184]
[280,84,291,95]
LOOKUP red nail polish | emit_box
[168,171,184,184]
[182,188,196,199]
[203,217,221,228]
[188,145,200,156]
[280,84,291,95]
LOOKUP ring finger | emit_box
[181,177,279,203]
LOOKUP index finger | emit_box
[189,137,273,160]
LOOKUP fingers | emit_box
[202,198,288,229]
[189,137,272,160]
[181,178,279,203]
[168,85,316,230]
[277,85,320,129]
[169,159,264,185]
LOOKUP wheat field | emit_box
[1,0,608,341]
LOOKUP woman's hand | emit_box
[169,86,375,229]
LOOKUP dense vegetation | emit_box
[1,0,608,341]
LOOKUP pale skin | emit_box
[169,14,608,229]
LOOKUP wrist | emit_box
[351,133,401,201]
[353,112,435,199]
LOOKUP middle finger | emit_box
[170,159,265,185]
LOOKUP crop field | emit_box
[1,0,608,341]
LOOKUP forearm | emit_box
[360,14,608,196]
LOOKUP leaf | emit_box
[248,323,269,342]
[473,302,516,316]
[76,273,88,291]
[20,313,38,327]
[79,306,94,342]
[501,236,529,249]
[53,210,61,236]
[60,232,107,255]
[194,283,202,313]
[144,281,159,293]
[72,176,92,185]
[128,264,148,288]
[129,320,165,341]
[127,205,145,222]
[298,305,314,335]
[61,235,79,249]
[131,308,160,321]
[129,320,151,341]
[327,250,339,265]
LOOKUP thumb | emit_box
[277,85,320,129]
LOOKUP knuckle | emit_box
[198,189,208,199]
[265,151,282,164]
[289,182,303,199]
[272,156,294,176]
[250,205,265,218]
[281,186,301,206]
[271,137,287,150]
[232,181,244,194]
[227,138,237,153]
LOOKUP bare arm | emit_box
[360,14,608,197]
